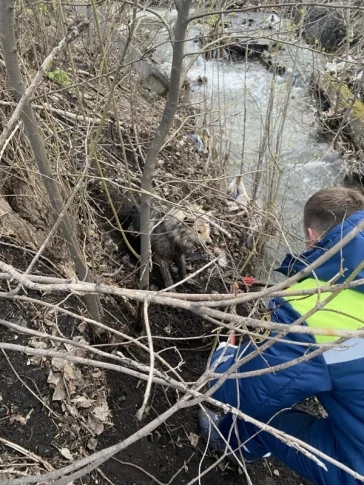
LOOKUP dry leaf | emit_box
[60,447,74,461]
[52,356,67,371]
[9,411,33,426]
[87,437,98,451]
[67,380,77,395]
[87,416,104,435]
[188,432,199,447]
[47,369,61,386]
[72,347,87,358]
[78,321,88,333]
[73,368,83,382]
[27,356,44,366]
[64,403,79,418]
[52,379,66,401]
[28,338,48,350]
[216,249,228,268]
[71,396,92,408]
[63,363,76,381]
[93,404,110,422]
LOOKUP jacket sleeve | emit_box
[209,296,332,422]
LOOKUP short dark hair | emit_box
[304,186,364,235]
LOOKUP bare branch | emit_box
[139,0,192,290]
[0,2,101,323]
[0,18,90,155]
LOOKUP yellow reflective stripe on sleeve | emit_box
[282,278,364,344]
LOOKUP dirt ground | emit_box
[98,326,311,485]
[0,241,312,485]
[0,327,309,485]
[0,13,312,482]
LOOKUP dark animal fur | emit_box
[120,205,208,287]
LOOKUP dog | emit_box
[121,203,212,288]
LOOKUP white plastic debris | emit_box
[216,249,228,268]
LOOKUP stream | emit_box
[135,8,345,279]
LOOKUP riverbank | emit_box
[0,5,288,485]
[2,2,361,484]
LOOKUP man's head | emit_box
[304,186,364,247]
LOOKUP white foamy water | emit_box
[135,8,345,278]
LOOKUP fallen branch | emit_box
[136,300,154,421]
[0,265,364,340]
[0,100,104,125]
[0,313,185,385]
[0,273,72,284]
[0,342,362,484]
[0,271,362,301]
[0,437,54,472]
[3,276,364,339]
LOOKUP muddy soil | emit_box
[0,240,311,485]
[0,320,309,485]
[99,321,311,485]
[0,15,311,482]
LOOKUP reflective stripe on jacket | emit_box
[272,211,364,473]
[210,211,364,481]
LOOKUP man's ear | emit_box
[306,227,320,247]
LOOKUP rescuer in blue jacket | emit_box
[199,186,364,485]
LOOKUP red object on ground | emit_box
[241,276,259,287]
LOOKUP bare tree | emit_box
[139,0,192,292]
[0,0,101,324]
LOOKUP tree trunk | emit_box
[0,0,102,327]
[139,0,192,292]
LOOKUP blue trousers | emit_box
[209,345,358,485]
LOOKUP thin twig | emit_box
[0,437,54,472]
[112,457,164,485]
[1,349,58,418]
[0,19,90,153]
[136,299,154,421]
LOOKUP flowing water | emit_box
[133,8,345,278]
